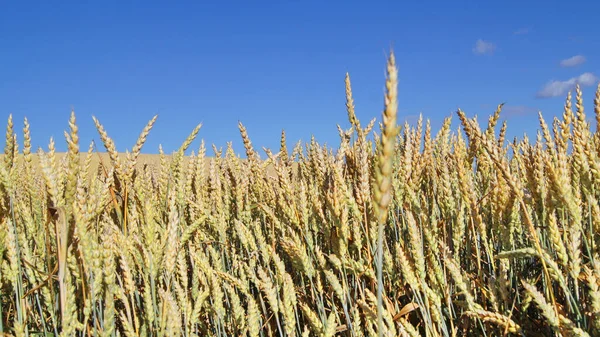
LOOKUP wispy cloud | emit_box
[513,27,530,35]
[560,55,586,67]
[503,105,538,117]
[536,73,598,98]
[401,114,422,126]
[569,36,584,43]
[472,39,496,55]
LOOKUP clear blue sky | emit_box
[1,1,599,155]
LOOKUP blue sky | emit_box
[1,1,598,155]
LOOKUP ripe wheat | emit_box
[1,52,600,336]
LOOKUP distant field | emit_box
[6,152,163,166]
[3,152,185,176]
[1,151,282,178]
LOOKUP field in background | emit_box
[1,53,600,336]
[1,153,282,181]
[5,153,163,174]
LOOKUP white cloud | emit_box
[536,73,598,98]
[560,55,586,67]
[473,39,496,55]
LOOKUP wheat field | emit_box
[1,52,600,336]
